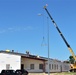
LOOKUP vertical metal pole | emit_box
[47,17,50,75]
[38,13,50,74]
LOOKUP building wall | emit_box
[61,62,70,72]
[45,59,70,72]
[45,59,60,72]
[0,53,21,72]
[21,57,44,72]
[0,52,70,73]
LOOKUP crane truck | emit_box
[44,6,76,72]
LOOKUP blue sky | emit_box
[0,0,76,61]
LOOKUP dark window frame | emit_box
[30,64,34,69]
[39,64,43,69]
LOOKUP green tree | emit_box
[69,56,75,64]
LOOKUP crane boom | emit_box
[44,6,76,60]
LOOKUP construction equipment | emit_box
[44,6,76,72]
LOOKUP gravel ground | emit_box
[28,72,76,75]
[46,73,76,75]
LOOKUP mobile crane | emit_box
[44,6,76,72]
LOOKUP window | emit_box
[30,64,34,69]
[57,64,58,69]
[6,64,10,70]
[54,64,56,70]
[49,64,51,69]
[39,64,43,69]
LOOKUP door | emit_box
[60,65,62,72]
[21,64,24,69]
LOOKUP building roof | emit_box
[0,50,47,61]
[0,50,61,62]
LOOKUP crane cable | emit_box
[41,10,47,46]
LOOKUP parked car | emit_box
[0,69,28,75]
[6,70,15,75]
[0,70,6,75]
[0,70,15,75]
[15,70,22,75]
[15,69,28,75]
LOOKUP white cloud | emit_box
[24,26,34,30]
[0,26,35,34]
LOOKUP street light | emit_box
[38,13,50,75]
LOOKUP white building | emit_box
[0,50,70,73]
[0,52,21,71]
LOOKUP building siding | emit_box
[0,51,70,73]
[0,53,21,72]
[45,59,70,72]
